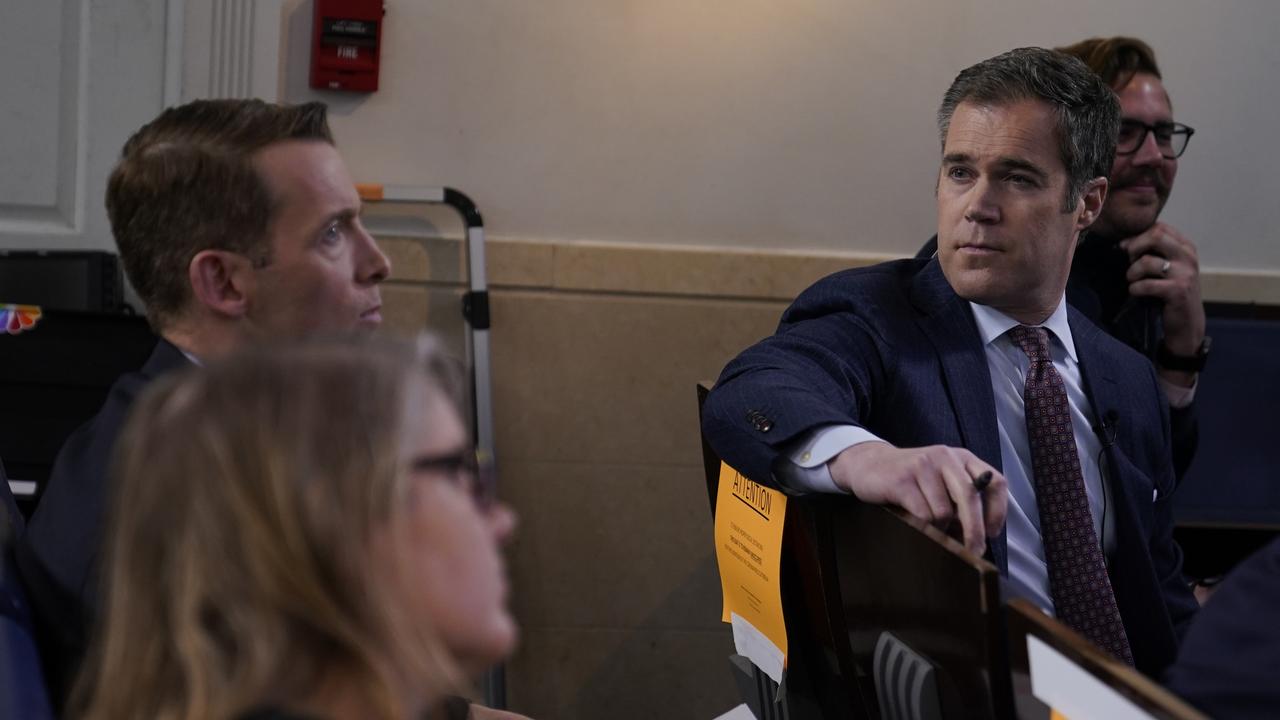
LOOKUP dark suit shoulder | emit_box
[15,338,191,699]
[1164,537,1280,718]
[26,340,186,502]
[782,257,930,325]
[702,258,941,485]
[1069,303,1175,471]
[1068,304,1158,378]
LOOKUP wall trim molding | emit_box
[181,0,282,101]
[372,232,1280,305]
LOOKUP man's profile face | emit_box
[247,140,391,337]
[1091,72,1178,240]
[937,100,1101,323]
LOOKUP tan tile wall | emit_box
[373,229,1280,720]
[374,233,869,720]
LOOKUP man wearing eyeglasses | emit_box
[1058,37,1205,478]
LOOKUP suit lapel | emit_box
[909,261,1002,467]
[1068,309,1117,413]
[1070,311,1156,572]
[1070,308,1174,672]
[909,261,1008,568]
[1068,309,1126,496]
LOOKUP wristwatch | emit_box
[1157,336,1211,373]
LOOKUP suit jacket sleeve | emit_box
[14,339,184,705]
[702,273,894,488]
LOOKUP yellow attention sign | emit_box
[714,463,788,678]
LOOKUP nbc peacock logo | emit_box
[0,304,42,335]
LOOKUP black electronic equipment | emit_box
[0,310,156,514]
[0,251,126,312]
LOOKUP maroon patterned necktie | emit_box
[1008,325,1135,666]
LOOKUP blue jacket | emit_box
[702,257,1198,678]
[1165,536,1280,718]
[15,339,190,703]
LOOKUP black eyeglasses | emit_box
[1116,119,1195,159]
[410,448,497,509]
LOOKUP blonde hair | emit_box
[73,336,468,720]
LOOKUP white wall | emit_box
[0,0,172,252]
[270,0,1280,273]
[5,2,1274,273]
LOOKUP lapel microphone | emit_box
[1093,409,1119,449]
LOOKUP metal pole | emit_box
[358,184,504,708]
[442,189,504,709]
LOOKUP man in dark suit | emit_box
[0,457,20,540]
[1164,536,1280,717]
[16,99,392,700]
[919,37,1205,478]
[703,47,1198,678]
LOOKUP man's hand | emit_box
[828,442,1007,556]
[1122,222,1206,387]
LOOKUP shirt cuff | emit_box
[1159,374,1197,409]
[775,424,888,494]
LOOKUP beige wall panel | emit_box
[503,628,559,719]
[375,234,559,289]
[499,461,720,631]
[499,508,544,638]
[484,284,772,719]
[1200,270,1280,306]
[378,235,465,284]
[508,627,736,720]
[490,239,557,289]
[377,283,468,360]
[552,241,879,300]
[489,290,787,465]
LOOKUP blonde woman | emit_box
[73,337,522,720]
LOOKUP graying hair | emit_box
[937,47,1120,210]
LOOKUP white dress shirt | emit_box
[782,297,1112,615]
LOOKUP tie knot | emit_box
[1009,325,1051,363]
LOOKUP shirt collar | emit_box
[968,296,1078,362]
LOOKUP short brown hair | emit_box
[106,100,334,330]
[1056,36,1162,91]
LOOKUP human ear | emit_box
[1075,177,1108,230]
[188,250,254,319]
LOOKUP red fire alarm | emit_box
[310,0,385,93]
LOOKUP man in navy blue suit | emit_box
[703,47,1197,678]
[919,38,1206,479]
[16,99,393,702]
